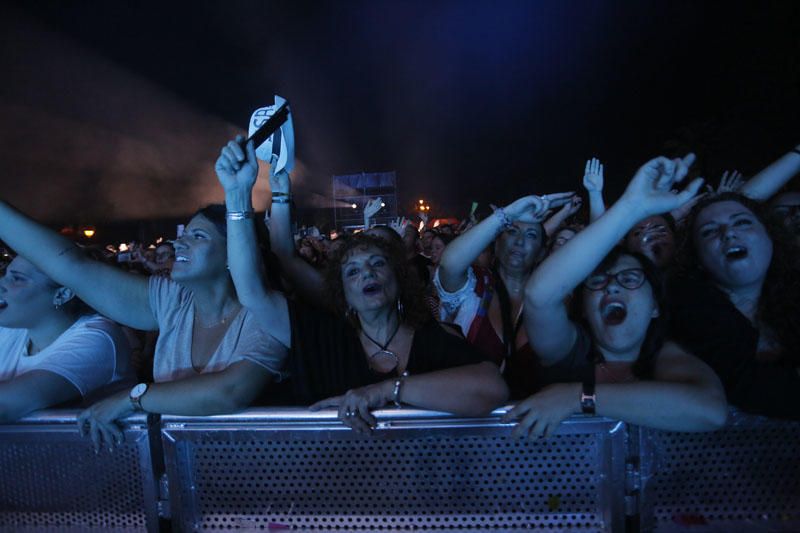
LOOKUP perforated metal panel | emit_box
[161,409,626,531]
[638,409,800,531]
[0,412,158,532]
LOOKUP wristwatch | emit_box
[580,380,596,415]
[129,383,150,412]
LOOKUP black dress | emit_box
[669,275,800,420]
[285,301,489,404]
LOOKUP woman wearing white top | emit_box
[0,202,290,453]
[0,255,132,422]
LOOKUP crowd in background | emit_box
[0,134,798,451]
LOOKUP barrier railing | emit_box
[0,410,159,532]
[637,409,800,532]
[160,408,627,531]
[0,407,798,532]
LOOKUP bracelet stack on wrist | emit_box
[272,192,292,205]
[492,206,513,228]
[226,210,254,221]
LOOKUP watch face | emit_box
[131,383,148,398]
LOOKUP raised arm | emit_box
[583,158,606,222]
[0,203,156,330]
[437,192,573,292]
[740,144,800,200]
[216,137,290,347]
[542,195,582,238]
[525,155,703,364]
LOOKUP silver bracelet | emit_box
[392,371,409,408]
[492,206,513,228]
[226,210,254,221]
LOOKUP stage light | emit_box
[419,199,424,204]
[82,227,96,238]
[351,203,357,209]
[381,202,386,207]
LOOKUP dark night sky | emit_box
[1,0,799,226]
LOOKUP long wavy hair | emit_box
[680,192,800,364]
[324,233,431,329]
[572,246,668,379]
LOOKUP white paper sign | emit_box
[248,95,295,174]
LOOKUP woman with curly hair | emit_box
[217,137,509,434]
[670,192,800,420]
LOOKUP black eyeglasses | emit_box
[772,205,800,217]
[584,268,647,291]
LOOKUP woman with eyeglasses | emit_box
[503,155,727,438]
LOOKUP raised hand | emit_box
[583,158,604,193]
[389,217,411,236]
[503,192,574,224]
[418,211,429,225]
[717,170,745,193]
[562,195,583,217]
[363,197,383,227]
[670,191,708,222]
[621,154,703,218]
[215,135,258,193]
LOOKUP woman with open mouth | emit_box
[0,254,132,422]
[217,138,509,433]
[503,154,728,438]
[433,188,574,374]
[0,202,289,453]
[669,192,800,420]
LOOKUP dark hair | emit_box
[192,204,227,239]
[549,223,584,252]
[432,232,455,247]
[366,225,405,246]
[324,233,431,329]
[574,246,668,379]
[682,192,800,363]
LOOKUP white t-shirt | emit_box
[148,276,289,383]
[0,314,133,397]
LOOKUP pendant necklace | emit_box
[361,318,401,372]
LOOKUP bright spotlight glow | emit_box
[82,228,96,238]
[419,199,424,204]
[381,202,386,207]
[351,203,357,209]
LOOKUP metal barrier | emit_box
[0,410,159,532]
[160,408,627,531]
[1,407,798,532]
[637,409,800,532]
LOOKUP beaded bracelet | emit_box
[492,206,513,228]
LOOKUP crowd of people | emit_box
[0,133,798,452]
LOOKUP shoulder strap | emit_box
[492,269,516,359]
